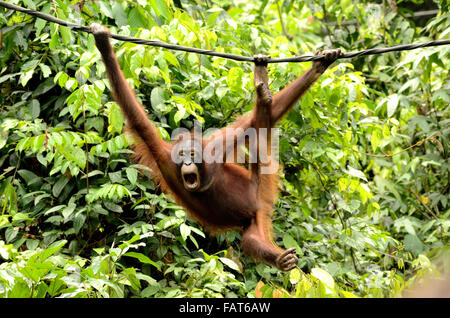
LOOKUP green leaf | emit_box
[98,1,113,18]
[282,234,302,256]
[23,0,36,10]
[164,51,179,68]
[141,285,160,297]
[17,169,41,186]
[8,278,31,298]
[55,72,69,87]
[62,204,76,221]
[47,279,66,297]
[387,94,399,117]
[151,87,166,112]
[341,290,358,298]
[394,217,417,235]
[174,108,186,124]
[289,268,301,284]
[49,26,61,50]
[35,282,49,298]
[311,268,335,293]
[59,26,71,45]
[404,234,424,255]
[219,257,241,272]
[26,239,40,251]
[73,212,86,234]
[39,240,67,262]
[53,176,69,197]
[344,166,367,182]
[126,167,138,185]
[128,7,148,29]
[432,89,450,103]
[122,267,141,291]
[44,205,66,215]
[39,64,52,78]
[28,99,41,119]
[371,128,382,152]
[151,0,172,21]
[358,183,372,204]
[20,69,34,87]
[124,252,161,270]
[156,216,180,230]
[35,17,47,37]
[65,78,78,90]
[5,227,18,243]
[111,1,128,26]
[227,67,244,90]
[108,102,124,134]
[180,223,191,241]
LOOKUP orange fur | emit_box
[92,24,334,270]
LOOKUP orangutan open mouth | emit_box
[181,164,200,191]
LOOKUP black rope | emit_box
[273,40,450,63]
[1,1,449,64]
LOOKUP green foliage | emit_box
[0,0,449,298]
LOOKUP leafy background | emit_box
[0,0,449,298]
